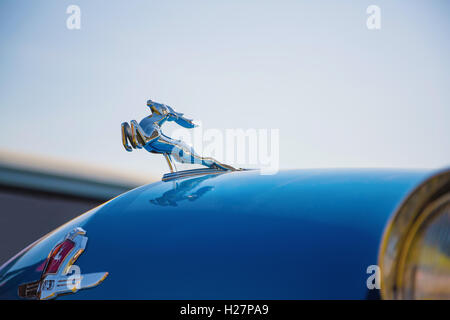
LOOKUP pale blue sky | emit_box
[0,0,449,182]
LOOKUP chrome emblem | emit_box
[18,227,108,300]
[121,99,238,174]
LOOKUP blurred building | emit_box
[0,152,152,266]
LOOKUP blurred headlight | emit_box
[379,169,450,299]
[400,194,449,299]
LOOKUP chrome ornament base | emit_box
[162,168,230,182]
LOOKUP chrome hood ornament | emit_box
[18,228,108,300]
[121,99,237,176]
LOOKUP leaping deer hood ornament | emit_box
[121,99,237,175]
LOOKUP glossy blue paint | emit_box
[0,169,432,299]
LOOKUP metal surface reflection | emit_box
[149,174,219,207]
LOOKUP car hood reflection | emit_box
[149,174,219,206]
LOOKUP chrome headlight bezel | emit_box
[378,168,450,300]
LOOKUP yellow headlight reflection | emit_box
[399,195,450,299]
[379,168,450,300]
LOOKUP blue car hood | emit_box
[0,169,432,299]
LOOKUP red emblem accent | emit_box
[18,228,108,300]
[43,239,75,274]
